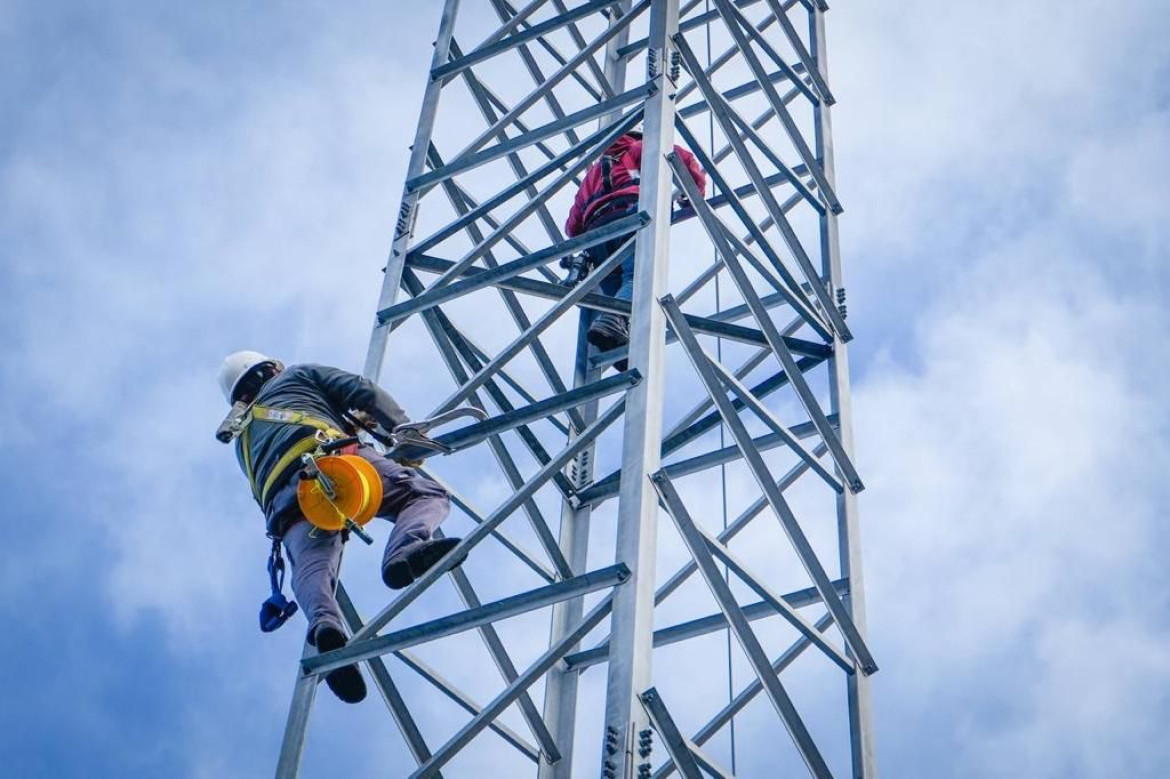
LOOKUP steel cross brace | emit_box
[336,586,437,772]
[579,415,827,506]
[712,0,820,107]
[639,688,707,779]
[661,294,877,673]
[420,147,556,273]
[673,108,832,340]
[484,0,586,155]
[668,150,863,491]
[401,267,578,522]
[429,474,558,583]
[653,472,833,777]
[411,591,621,778]
[564,578,844,671]
[439,527,566,760]
[445,0,650,164]
[450,43,580,246]
[304,564,630,676]
[709,80,808,166]
[547,0,617,98]
[654,614,836,779]
[433,0,625,81]
[418,112,642,301]
[427,232,637,416]
[620,0,778,60]
[409,108,641,257]
[353,395,628,642]
[475,0,555,47]
[673,34,853,340]
[408,83,653,194]
[402,252,827,360]
[677,67,795,120]
[380,212,649,326]
[708,0,839,207]
[420,143,582,431]
[573,441,832,669]
[673,121,831,339]
[395,648,540,761]
[688,511,855,672]
[418,120,640,297]
[484,0,613,104]
[393,370,643,462]
[582,355,830,506]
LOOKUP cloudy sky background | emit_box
[2,0,1168,777]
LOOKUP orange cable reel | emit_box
[296,455,383,532]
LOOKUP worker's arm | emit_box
[306,364,411,431]
[565,180,589,237]
[674,145,707,196]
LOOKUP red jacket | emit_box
[565,134,707,237]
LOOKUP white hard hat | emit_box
[218,350,278,404]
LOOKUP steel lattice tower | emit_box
[277,1,877,776]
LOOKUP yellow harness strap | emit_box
[239,405,345,507]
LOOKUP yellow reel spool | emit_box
[296,455,383,532]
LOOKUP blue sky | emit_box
[2,1,1169,777]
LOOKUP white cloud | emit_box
[3,0,1169,776]
[854,212,1170,774]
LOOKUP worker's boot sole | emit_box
[586,314,630,353]
[313,625,367,704]
[382,537,467,590]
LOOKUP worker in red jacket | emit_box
[565,130,707,355]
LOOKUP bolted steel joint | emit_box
[394,201,414,239]
[647,47,661,79]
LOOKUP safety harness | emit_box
[582,149,639,227]
[238,405,345,509]
[234,404,345,633]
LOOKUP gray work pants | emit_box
[270,445,450,639]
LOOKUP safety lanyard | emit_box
[259,537,298,632]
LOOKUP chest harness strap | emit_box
[238,405,345,508]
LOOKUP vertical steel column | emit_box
[811,7,878,778]
[540,8,633,777]
[364,0,461,380]
[600,2,680,777]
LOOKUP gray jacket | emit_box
[234,364,410,515]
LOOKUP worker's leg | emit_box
[281,519,345,640]
[611,245,637,302]
[355,446,462,588]
[281,521,367,703]
[588,236,634,355]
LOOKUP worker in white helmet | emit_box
[216,350,465,704]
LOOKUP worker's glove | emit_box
[395,457,425,468]
[346,409,379,432]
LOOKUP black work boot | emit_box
[313,625,367,704]
[587,313,630,353]
[382,537,467,590]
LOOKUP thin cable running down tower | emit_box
[276,1,877,776]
